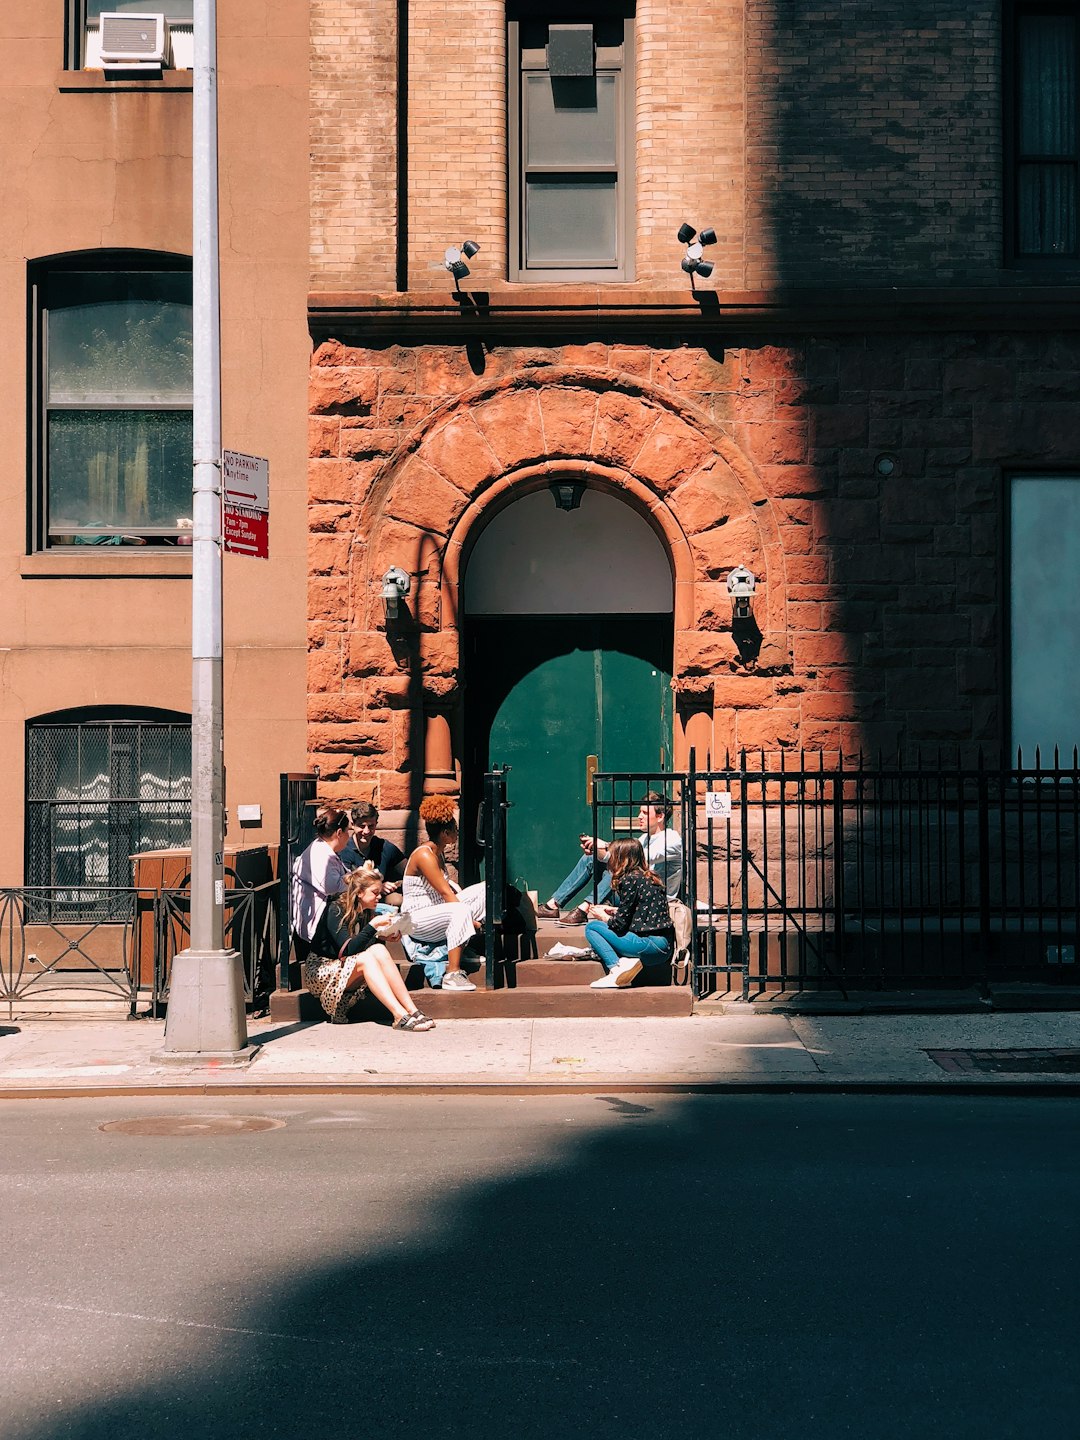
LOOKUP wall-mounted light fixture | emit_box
[727,564,757,620]
[549,479,587,512]
[381,566,411,621]
[678,223,717,282]
[444,241,481,284]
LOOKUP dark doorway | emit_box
[463,613,672,900]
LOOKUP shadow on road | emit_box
[11,1094,1080,1440]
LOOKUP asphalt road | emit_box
[0,1093,1076,1440]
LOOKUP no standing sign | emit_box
[222,450,269,558]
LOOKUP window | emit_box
[66,1,194,71]
[30,256,193,549]
[1010,475,1080,756]
[1008,2,1079,260]
[27,709,191,918]
[508,6,635,281]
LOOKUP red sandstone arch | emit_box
[355,368,787,677]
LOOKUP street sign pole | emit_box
[160,0,253,1062]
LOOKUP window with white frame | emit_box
[508,5,635,281]
[31,256,193,549]
[67,1,194,70]
[1010,474,1080,757]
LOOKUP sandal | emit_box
[393,1011,436,1032]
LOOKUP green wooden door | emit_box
[467,615,671,902]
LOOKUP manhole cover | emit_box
[100,1115,285,1137]
[925,1048,1080,1075]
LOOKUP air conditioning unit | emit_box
[99,12,173,71]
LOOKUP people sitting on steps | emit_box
[303,866,436,1029]
[289,803,352,961]
[583,838,675,989]
[537,791,684,925]
[400,794,486,993]
[339,800,407,897]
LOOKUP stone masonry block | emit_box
[632,413,715,493]
[592,390,661,467]
[309,417,340,458]
[421,414,500,494]
[309,367,378,416]
[538,386,599,456]
[690,514,763,579]
[473,388,547,470]
[670,473,738,536]
[384,457,469,537]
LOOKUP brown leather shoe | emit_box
[556,906,588,926]
[536,902,561,919]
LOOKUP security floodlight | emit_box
[679,224,718,284]
[381,566,411,622]
[443,240,481,285]
[727,565,757,621]
[444,246,470,280]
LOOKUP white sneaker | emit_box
[441,971,476,992]
[589,958,642,989]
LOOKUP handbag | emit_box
[668,898,694,986]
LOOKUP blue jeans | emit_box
[552,852,612,907]
[584,921,672,973]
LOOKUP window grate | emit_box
[27,715,191,919]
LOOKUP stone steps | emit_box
[269,921,693,1021]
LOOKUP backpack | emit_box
[668,899,694,986]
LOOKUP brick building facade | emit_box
[306,0,1080,871]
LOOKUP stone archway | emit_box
[312,366,785,810]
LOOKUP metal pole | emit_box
[159,0,253,1061]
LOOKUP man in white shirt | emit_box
[537,791,684,925]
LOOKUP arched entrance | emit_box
[461,483,674,901]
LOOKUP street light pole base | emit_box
[152,1044,262,1067]
[159,947,251,1058]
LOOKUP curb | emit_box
[2,1078,1080,1100]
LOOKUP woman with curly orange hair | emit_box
[400,795,485,993]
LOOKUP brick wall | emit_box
[635,0,745,286]
[407,0,507,284]
[311,1,1011,292]
[744,1,1001,287]
[311,0,399,290]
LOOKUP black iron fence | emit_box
[0,886,140,1019]
[589,751,1080,995]
[686,749,1080,995]
[277,771,318,993]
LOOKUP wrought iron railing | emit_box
[151,876,280,1018]
[0,886,140,1019]
[588,751,1080,996]
[686,749,1080,995]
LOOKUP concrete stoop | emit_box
[269,921,693,1022]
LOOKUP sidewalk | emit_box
[0,1008,1078,1095]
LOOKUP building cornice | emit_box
[309,284,1080,343]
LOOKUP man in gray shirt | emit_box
[537,791,683,925]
